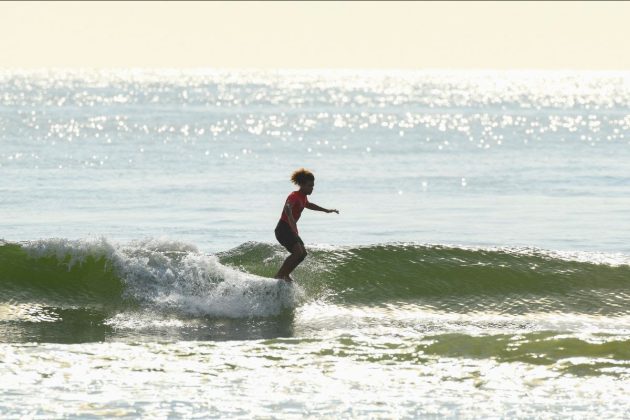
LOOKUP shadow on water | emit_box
[0,305,296,344]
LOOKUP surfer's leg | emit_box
[275,242,307,281]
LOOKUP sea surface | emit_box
[1,69,630,418]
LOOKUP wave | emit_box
[1,239,629,320]
[298,330,630,377]
[0,238,298,319]
[219,242,630,315]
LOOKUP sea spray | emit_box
[2,237,299,318]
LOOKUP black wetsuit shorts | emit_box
[275,220,304,252]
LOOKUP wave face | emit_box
[219,242,630,315]
[2,239,629,321]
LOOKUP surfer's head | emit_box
[291,168,315,195]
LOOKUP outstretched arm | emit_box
[306,202,339,214]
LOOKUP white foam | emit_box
[21,237,300,318]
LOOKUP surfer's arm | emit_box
[306,203,339,214]
[284,203,299,233]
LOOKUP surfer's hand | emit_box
[328,209,339,214]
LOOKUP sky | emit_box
[1,1,629,70]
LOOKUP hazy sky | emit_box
[1,1,629,69]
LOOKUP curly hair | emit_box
[290,168,315,185]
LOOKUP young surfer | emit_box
[275,168,339,282]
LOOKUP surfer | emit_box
[275,168,339,282]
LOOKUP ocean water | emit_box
[1,69,630,418]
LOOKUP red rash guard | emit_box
[280,191,309,233]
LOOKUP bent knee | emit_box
[292,248,307,262]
